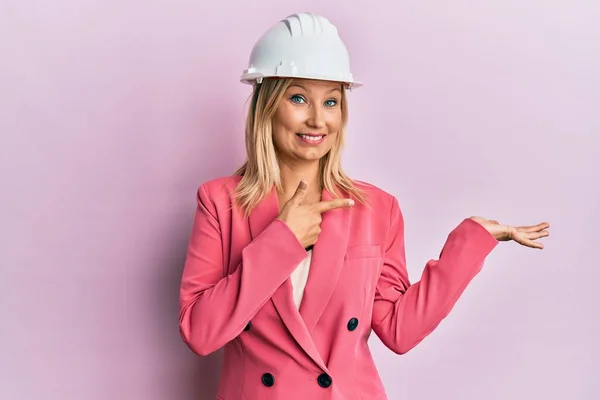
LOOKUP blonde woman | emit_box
[179,12,550,400]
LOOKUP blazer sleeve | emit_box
[179,184,308,356]
[371,196,499,354]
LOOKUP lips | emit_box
[296,133,325,142]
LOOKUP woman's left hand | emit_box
[469,216,550,249]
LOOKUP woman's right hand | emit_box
[277,180,355,248]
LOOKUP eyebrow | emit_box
[288,84,342,94]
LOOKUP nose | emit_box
[306,105,326,129]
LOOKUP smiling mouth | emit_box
[296,133,325,142]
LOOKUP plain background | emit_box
[1,1,598,399]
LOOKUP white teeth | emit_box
[300,135,323,141]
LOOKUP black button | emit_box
[261,373,275,387]
[317,373,332,388]
[244,322,251,331]
[347,317,359,331]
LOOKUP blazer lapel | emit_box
[247,187,329,373]
[299,187,351,332]
[247,186,279,240]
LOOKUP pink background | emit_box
[1,1,598,399]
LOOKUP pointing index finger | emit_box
[314,198,355,213]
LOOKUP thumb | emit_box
[289,179,308,205]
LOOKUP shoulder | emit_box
[351,179,405,235]
[196,175,241,207]
[352,179,399,209]
[199,175,241,194]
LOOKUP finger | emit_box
[315,198,355,213]
[489,220,500,225]
[518,233,546,248]
[518,237,545,249]
[526,230,550,240]
[529,240,544,249]
[469,216,485,222]
[289,180,308,205]
[517,222,550,233]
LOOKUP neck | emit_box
[277,159,322,207]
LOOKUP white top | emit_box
[290,249,312,309]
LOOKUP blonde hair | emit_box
[232,78,366,216]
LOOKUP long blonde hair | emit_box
[232,78,366,216]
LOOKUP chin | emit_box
[298,150,328,162]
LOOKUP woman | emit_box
[179,12,549,400]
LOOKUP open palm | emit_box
[470,216,550,249]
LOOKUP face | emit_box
[271,79,343,165]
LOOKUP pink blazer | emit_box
[179,176,498,400]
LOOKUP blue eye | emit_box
[324,99,338,107]
[290,95,306,104]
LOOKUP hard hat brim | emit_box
[240,73,362,90]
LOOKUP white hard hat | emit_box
[240,12,362,89]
